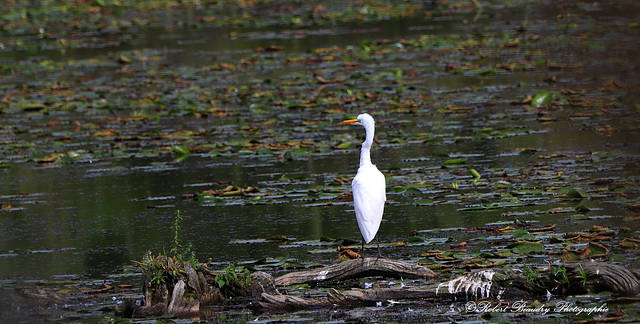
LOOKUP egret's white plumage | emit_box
[343,113,386,253]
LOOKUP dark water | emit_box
[1,121,636,279]
[0,3,639,321]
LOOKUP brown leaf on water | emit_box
[336,192,352,202]
[528,224,556,233]
[445,63,479,72]
[504,38,520,47]
[421,250,445,257]
[445,63,458,71]
[561,241,609,260]
[435,253,457,261]
[255,45,283,53]
[559,88,585,95]
[211,63,235,71]
[603,79,626,91]
[537,116,557,123]
[181,193,196,200]
[588,225,611,233]
[334,247,361,263]
[200,185,259,197]
[118,54,132,64]
[568,112,593,118]
[597,124,613,136]
[511,95,533,105]
[496,62,524,71]
[450,241,467,248]
[87,280,113,294]
[565,232,613,242]
[625,203,640,213]
[342,61,362,68]
[93,129,119,138]
[266,235,289,242]
[332,176,351,185]
[316,75,343,84]
[620,238,640,249]
[463,225,506,234]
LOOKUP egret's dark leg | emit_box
[376,237,382,259]
[361,236,365,260]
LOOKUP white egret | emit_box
[343,113,386,258]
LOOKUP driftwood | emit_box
[260,287,439,309]
[259,261,640,310]
[129,255,640,316]
[538,262,639,297]
[260,258,437,310]
[260,258,441,309]
[276,257,437,286]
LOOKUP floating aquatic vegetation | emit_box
[1,0,639,322]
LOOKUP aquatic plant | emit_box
[523,265,541,284]
[135,210,198,287]
[169,210,198,269]
[577,264,594,287]
[551,265,571,290]
[215,263,252,296]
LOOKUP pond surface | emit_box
[1,0,639,322]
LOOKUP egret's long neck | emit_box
[359,124,374,167]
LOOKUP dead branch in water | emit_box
[275,257,437,286]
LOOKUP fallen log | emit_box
[132,254,640,316]
[275,257,437,286]
[260,292,331,309]
[259,287,440,309]
[260,262,640,310]
[557,262,640,296]
[327,286,439,304]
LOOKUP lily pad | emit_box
[531,91,553,107]
[442,158,467,167]
[510,242,545,253]
[171,145,191,155]
[562,242,609,260]
[407,236,449,245]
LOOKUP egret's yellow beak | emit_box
[342,118,359,124]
